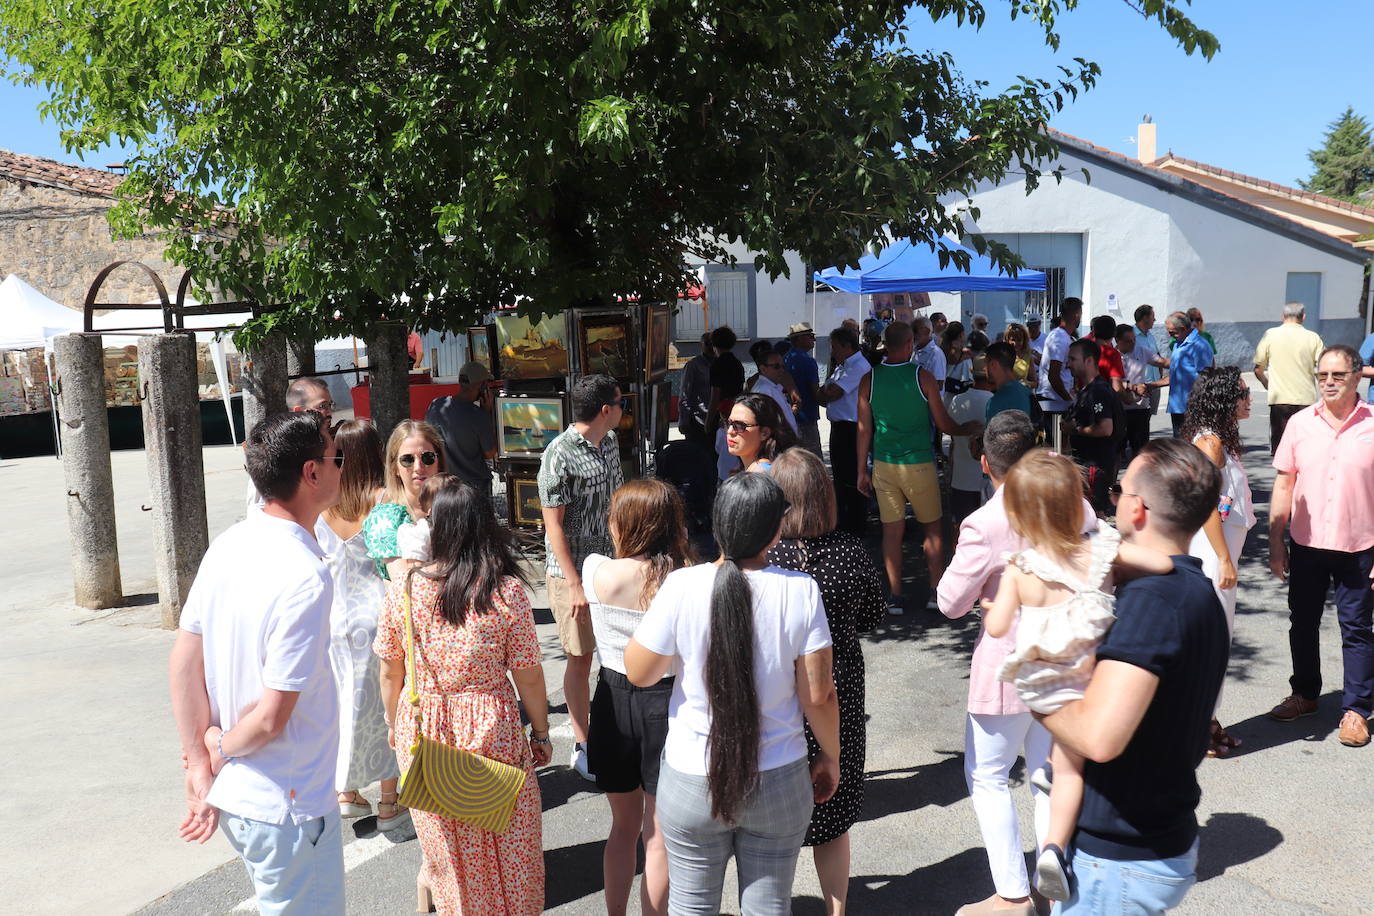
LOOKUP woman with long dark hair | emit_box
[375,478,551,914]
[767,449,885,915]
[726,392,799,474]
[315,419,404,826]
[625,473,841,915]
[1180,365,1256,757]
[584,480,695,916]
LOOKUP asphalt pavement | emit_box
[1,380,1365,915]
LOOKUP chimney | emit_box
[1137,115,1157,164]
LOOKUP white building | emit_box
[678,124,1374,366]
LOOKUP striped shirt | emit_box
[537,425,623,579]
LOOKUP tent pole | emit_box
[46,350,62,460]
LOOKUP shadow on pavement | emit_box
[838,847,997,914]
[1222,691,1341,757]
[544,839,609,909]
[1196,812,1284,881]
[857,754,969,824]
[539,765,602,811]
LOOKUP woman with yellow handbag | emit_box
[376,477,552,914]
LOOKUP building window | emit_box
[674,265,757,340]
[1285,271,1322,320]
[1021,266,1066,324]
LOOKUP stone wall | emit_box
[0,177,181,311]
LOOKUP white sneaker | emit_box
[570,743,595,782]
[1031,764,1053,794]
[1035,845,1072,902]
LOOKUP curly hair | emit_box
[1180,366,1246,457]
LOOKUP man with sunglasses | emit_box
[538,374,625,780]
[749,349,799,432]
[1268,345,1374,748]
[170,411,346,913]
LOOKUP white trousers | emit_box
[965,712,1052,900]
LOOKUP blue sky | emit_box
[2,0,1371,188]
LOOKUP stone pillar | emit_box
[286,334,316,379]
[366,322,411,440]
[241,329,288,437]
[139,333,209,628]
[54,333,123,609]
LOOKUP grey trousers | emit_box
[797,420,824,460]
[656,758,814,916]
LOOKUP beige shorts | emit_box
[548,574,596,657]
[873,460,942,525]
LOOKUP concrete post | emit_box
[367,322,411,440]
[286,334,316,379]
[54,333,123,609]
[241,330,288,436]
[139,333,209,628]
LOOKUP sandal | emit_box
[338,790,372,818]
[378,791,413,833]
[1207,719,1242,758]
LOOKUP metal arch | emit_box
[171,269,269,333]
[83,260,173,334]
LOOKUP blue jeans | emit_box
[1054,839,1198,915]
[656,758,814,916]
[220,810,345,916]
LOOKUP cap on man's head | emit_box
[787,322,815,339]
[971,353,989,379]
[1026,316,1042,326]
[458,361,493,385]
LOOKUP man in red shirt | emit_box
[1089,315,1126,395]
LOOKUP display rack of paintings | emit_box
[466,325,496,376]
[495,312,570,381]
[577,312,634,380]
[644,303,671,383]
[506,471,544,529]
[495,395,566,459]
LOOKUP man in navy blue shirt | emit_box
[783,322,823,458]
[1040,438,1228,914]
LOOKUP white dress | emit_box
[1187,433,1256,636]
[315,518,400,790]
[997,527,1120,715]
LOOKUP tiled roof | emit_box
[1152,153,1374,220]
[0,148,122,198]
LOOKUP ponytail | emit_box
[704,473,787,823]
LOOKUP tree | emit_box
[1302,107,1374,203]
[0,0,1218,341]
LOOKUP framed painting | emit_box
[496,395,565,458]
[644,303,671,382]
[466,325,496,376]
[651,382,671,447]
[508,473,544,528]
[578,312,633,379]
[615,391,639,452]
[494,312,570,381]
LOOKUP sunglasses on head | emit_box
[399,451,439,467]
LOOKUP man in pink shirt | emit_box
[939,411,1096,916]
[1268,345,1374,748]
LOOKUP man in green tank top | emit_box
[858,321,983,615]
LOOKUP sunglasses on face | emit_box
[399,451,439,468]
[318,450,345,468]
[613,397,630,410]
[726,420,760,435]
[1316,371,1351,383]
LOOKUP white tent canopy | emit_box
[0,274,83,350]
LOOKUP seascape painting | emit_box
[497,396,565,458]
[467,326,494,375]
[495,312,569,380]
[579,314,632,379]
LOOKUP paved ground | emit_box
[1,381,1365,915]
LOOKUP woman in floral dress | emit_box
[376,477,552,915]
[315,419,402,826]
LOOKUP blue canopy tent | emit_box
[813,238,1046,294]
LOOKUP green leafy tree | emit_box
[1302,107,1374,203]
[0,0,1218,340]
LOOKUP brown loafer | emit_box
[1339,710,1371,747]
[1268,694,1318,721]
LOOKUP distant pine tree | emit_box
[1302,107,1374,202]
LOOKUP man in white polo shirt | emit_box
[170,410,344,915]
[818,324,872,535]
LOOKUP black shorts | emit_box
[587,667,673,794]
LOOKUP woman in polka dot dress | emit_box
[767,449,886,915]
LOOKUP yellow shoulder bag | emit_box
[396,576,528,834]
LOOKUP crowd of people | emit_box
[167,296,1374,915]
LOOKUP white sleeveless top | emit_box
[1192,430,1256,531]
[583,553,651,676]
[996,527,1120,715]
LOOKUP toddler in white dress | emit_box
[983,450,1170,901]
[395,473,451,563]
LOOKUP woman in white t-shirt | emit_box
[583,479,695,916]
[625,473,841,916]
